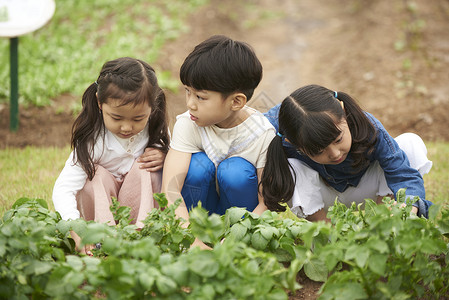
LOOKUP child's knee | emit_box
[395,133,432,175]
[185,152,216,184]
[217,157,257,190]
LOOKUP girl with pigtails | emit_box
[262,84,433,222]
[53,57,170,254]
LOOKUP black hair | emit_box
[179,35,263,100]
[71,57,170,180]
[261,84,377,211]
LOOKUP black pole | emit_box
[9,36,19,132]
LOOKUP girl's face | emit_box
[100,98,151,139]
[306,118,352,165]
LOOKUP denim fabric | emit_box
[181,152,259,215]
[263,104,432,218]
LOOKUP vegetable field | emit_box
[1,0,448,298]
[1,191,448,299]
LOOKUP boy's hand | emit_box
[138,147,166,172]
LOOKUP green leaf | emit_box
[138,272,155,290]
[396,188,407,204]
[420,238,447,254]
[155,275,177,295]
[35,198,49,209]
[189,251,219,277]
[229,223,247,240]
[267,288,289,300]
[287,259,304,291]
[64,270,85,290]
[289,224,302,237]
[0,238,6,256]
[273,248,293,262]
[162,261,189,286]
[225,207,247,225]
[17,274,27,285]
[24,260,53,276]
[354,250,370,269]
[56,220,71,235]
[251,231,269,250]
[345,245,370,268]
[259,226,274,240]
[153,193,168,208]
[427,203,440,221]
[365,237,389,254]
[304,258,327,282]
[12,197,32,208]
[66,255,84,272]
[321,282,368,300]
[102,257,123,276]
[368,254,387,275]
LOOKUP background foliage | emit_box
[0,0,208,106]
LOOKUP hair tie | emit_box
[277,132,283,138]
[334,91,338,99]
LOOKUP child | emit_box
[161,35,275,226]
[262,84,433,221]
[53,57,170,251]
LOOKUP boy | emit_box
[162,35,275,227]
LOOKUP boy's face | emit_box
[184,86,239,128]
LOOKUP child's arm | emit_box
[161,149,211,250]
[252,168,268,215]
[306,208,330,222]
[138,147,166,172]
[53,153,88,221]
[161,148,192,224]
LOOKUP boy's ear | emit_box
[230,93,247,111]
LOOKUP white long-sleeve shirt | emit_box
[52,127,149,220]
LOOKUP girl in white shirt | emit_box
[53,57,169,253]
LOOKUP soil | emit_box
[1,0,448,297]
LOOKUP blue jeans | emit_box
[181,152,259,215]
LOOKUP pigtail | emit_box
[337,91,377,171]
[261,135,296,211]
[71,82,104,180]
[146,88,170,153]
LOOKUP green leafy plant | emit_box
[1,193,448,299]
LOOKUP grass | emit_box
[0,142,447,217]
[424,142,449,208]
[0,146,70,215]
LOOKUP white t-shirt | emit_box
[52,125,149,221]
[170,107,276,168]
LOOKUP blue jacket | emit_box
[264,104,432,217]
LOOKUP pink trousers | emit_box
[76,161,161,227]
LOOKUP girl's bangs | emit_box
[298,113,342,156]
[103,83,153,107]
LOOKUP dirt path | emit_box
[161,0,449,144]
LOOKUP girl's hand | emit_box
[138,147,166,172]
[392,201,419,214]
[191,238,212,250]
[70,230,94,256]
